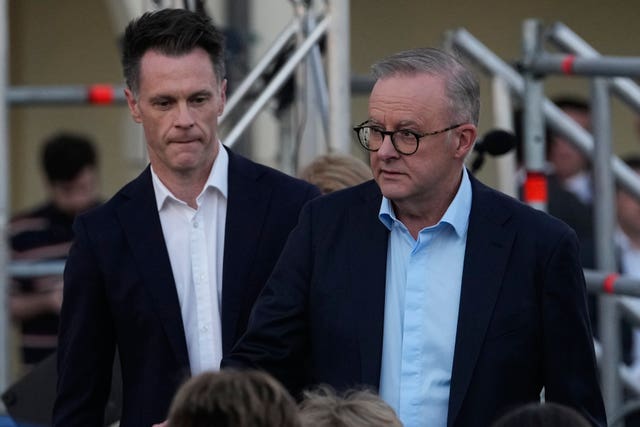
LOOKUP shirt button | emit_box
[193,221,199,228]
[202,325,208,332]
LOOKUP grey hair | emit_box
[371,47,480,126]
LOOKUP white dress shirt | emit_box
[151,142,228,375]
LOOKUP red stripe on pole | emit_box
[561,55,576,75]
[88,84,115,104]
[603,273,619,294]
[523,172,548,203]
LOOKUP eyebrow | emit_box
[148,89,214,103]
[367,119,421,129]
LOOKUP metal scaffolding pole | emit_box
[7,85,127,106]
[491,77,517,198]
[223,15,330,148]
[0,0,9,395]
[547,22,640,113]
[585,270,640,297]
[448,28,640,201]
[530,55,640,77]
[219,18,300,126]
[327,0,350,153]
[592,78,622,414]
[521,20,547,211]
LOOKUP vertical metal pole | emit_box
[491,77,518,198]
[295,1,322,171]
[0,0,10,394]
[592,78,622,414]
[522,19,547,212]
[327,0,350,153]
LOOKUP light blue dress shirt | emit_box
[378,168,472,427]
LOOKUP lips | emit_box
[171,138,200,144]
[380,169,402,176]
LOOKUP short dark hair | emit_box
[167,370,300,427]
[121,8,226,93]
[41,132,97,183]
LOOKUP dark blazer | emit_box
[224,174,606,427]
[53,149,319,427]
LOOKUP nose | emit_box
[376,133,399,160]
[174,102,195,128]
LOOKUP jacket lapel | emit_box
[349,182,389,387]
[116,167,190,368]
[447,177,516,426]
[220,149,271,354]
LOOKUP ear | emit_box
[124,88,142,123]
[454,124,477,159]
[217,79,227,117]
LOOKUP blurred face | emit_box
[617,169,640,240]
[124,48,226,180]
[50,166,99,215]
[549,108,590,180]
[368,73,476,214]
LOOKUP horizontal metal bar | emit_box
[585,270,640,297]
[527,54,640,77]
[8,85,127,106]
[547,22,640,113]
[8,260,65,278]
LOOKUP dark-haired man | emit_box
[53,8,318,427]
[9,132,100,369]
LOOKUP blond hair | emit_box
[298,154,372,195]
[299,386,403,427]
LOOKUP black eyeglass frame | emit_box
[353,121,465,155]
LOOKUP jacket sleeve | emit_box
[53,217,116,427]
[542,228,607,427]
[222,200,315,396]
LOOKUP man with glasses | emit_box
[223,48,605,427]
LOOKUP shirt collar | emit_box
[151,140,229,211]
[378,167,472,238]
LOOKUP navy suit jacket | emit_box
[53,149,319,427]
[224,174,606,427]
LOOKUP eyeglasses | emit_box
[353,121,464,155]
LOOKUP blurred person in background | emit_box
[298,153,372,195]
[9,132,100,370]
[547,96,593,205]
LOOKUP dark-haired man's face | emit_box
[49,166,99,215]
[124,47,226,182]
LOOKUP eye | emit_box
[191,95,209,105]
[152,99,173,110]
[397,129,416,138]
